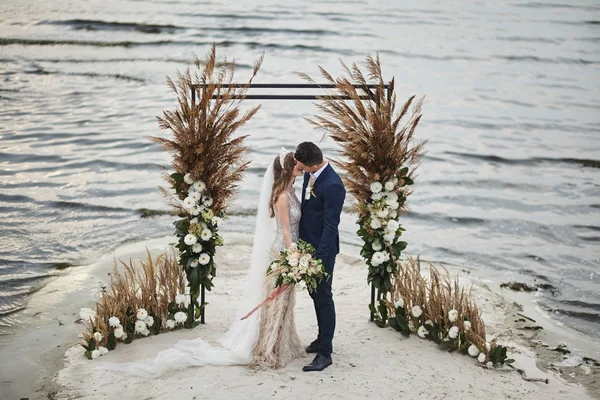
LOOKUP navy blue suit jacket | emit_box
[299,164,346,260]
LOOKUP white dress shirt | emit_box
[311,161,329,181]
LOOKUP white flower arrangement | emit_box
[384,181,395,191]
[411,305,423,318]
[113,326,124,339]
[417,325,429,338]
[192,180,206,192]
[468,344,480,357]
[370,218,382,230]
[448,309,458,322]
[134,320,147,334]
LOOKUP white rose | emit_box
[174,311,187,324]
[394,298,404,309]
[384,181,395,191]
[371,252,385,266]
[183,173,194,185]
[478,353,486,363]
[136,308,148,321]
[192,243,203,253]
[468,344,480,357]
[175,294,187,305]
[134,320,147,334]
[448,309,458,322]
[371,239,382,251]
[184,234,198,246]
[370,218,382,230]
[387,200,399,210]
[166,319,176,329]
[376,208,389,219]
[464,321,472,331]
[371,192,383,201]
[411,305,423,318]
[198,253,210,265]
[91,349,101,359]
[200,228,212,241]
[417,325,429,338]
[448,326,459,339]
[389,210,398,219]
[145,316,154,327]
[99,346,109,356]
[108,316,121,328]
[192,181,206,192]
[370,182,383,194]
[93,332,103,342]
[386,219,400,231]
[383,232,395,244]
[288,257,299,267]
[113,327,124,339]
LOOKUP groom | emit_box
[294,141,346,372]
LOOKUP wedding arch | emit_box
[190,81,390,324]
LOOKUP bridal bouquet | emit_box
[241,240,328,320]
[267,240,328,293]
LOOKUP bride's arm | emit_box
[275,193,293,248]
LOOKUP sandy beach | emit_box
[1,233,598,400]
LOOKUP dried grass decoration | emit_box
[301,54,425,295]
[151,45,263,325]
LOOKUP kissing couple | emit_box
[107,141,346,376]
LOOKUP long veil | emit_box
[102,162,276,377]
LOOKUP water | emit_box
[1,0,599,339]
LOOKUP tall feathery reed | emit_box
[150,44,263,322]
[300,53,426,294]
[81,250,189,359]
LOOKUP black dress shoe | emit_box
[305,340,320,354]
[302,354,332,372]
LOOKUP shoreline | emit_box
[1,234,598,399]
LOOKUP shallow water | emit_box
[0,0,599,338]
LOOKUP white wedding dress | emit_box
[104,162,302,377]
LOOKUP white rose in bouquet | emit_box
[288,256,299,267]
[386,219,400,231]
[384,181,395,191]
[371,252,385,266]
[371,192,383,201]
[376,208,389,219]
[370,218,382,229]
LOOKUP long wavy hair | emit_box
[269,152,296,218]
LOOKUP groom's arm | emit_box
[315,182,346,260]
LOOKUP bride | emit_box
[108,148,304,376]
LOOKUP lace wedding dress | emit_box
[251,189,304,368]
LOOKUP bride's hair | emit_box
[269,152,295,217]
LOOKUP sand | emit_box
[1,233,598,400]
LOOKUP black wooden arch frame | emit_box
[190,82,391,324]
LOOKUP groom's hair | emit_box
[295,142,323,166]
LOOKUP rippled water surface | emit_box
[1,0,599,338]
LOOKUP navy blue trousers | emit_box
[309,254,336,356]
